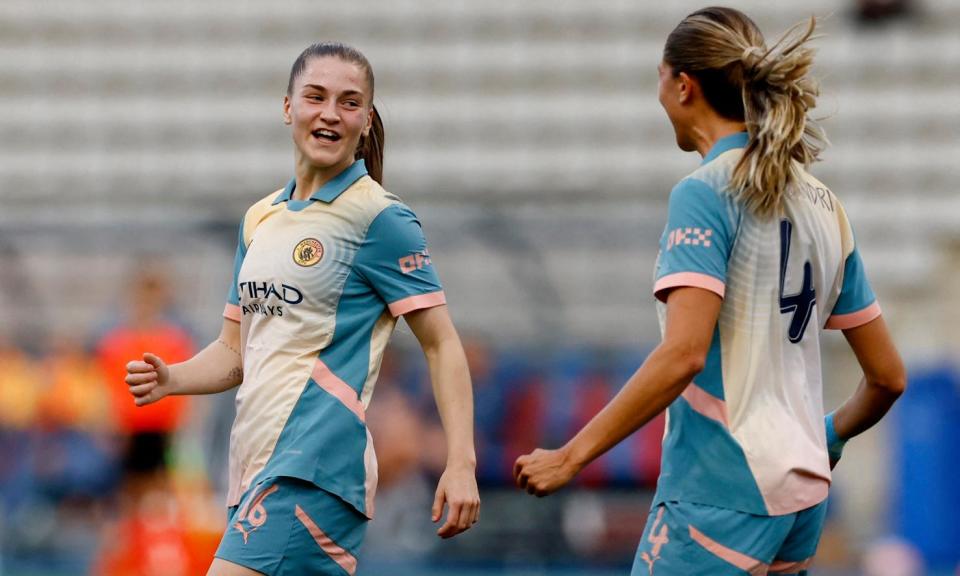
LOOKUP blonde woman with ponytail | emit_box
[124,43,479,575]
[516,8,904,574]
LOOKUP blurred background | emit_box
[1,0,958,574]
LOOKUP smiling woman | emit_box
[283,43,385,191]
[124,43,480,576]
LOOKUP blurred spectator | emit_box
[94,489,192,576]
[33,333,121,502]
[0,335,41,431]
[92,463,224,576]
[38,333,112,433]
[0,336,42,516]
[0,333,120,574]
[90,261,199,576]
[94,261,195,479]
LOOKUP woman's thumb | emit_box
[143,352,163,368]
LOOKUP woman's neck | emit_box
[689,115,747,158]
[291,153,354,201]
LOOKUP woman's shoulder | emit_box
[244,187,288,215]
[339,175,416,219]
[682,151,740,196]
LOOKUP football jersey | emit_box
[223,160,445,518]
[652,132,880,516]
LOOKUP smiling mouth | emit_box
[311,129,341,142]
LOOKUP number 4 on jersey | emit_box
[779,219,816,343]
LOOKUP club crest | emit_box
[293,238,324,267]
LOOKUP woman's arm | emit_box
[404,304,480,539]
[513,286,722,496]
[125,317,243,406]
[826,315,906,465]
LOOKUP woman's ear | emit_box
[362,107,374,137]
[282,95,293,125]
[676,71,697,105]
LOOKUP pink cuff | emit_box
[224,303,241,322]
[825,301,881,330]
[654,272,725,302]
[387,291,447,317]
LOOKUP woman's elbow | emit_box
[664,345,706,381]
[868,363,907,397]
[683,355,706,380]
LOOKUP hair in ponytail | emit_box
[663,7,827,217]
[287,42,385,184]
[355,105,384,184]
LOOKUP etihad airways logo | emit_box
[239,281,303,317]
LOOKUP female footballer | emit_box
[514,8,905,575]
[125,43,480,576]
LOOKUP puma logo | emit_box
[233,484,280,544]
[640,506,669,574]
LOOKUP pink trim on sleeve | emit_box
[311,359,365,423]
[387,291,447,317]
[654,272,725,302]
[825,301,881,330]
[224,303,241,322]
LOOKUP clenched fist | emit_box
[125,353,173,406]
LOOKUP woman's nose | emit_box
[318,101,339,123]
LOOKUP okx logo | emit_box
[399,250,432,274]
[233,484,279,544]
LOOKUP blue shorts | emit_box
[631,499,828,576]
[215,476,368,576]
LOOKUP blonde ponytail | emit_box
[733,17,827,217]
[663,8,828,217]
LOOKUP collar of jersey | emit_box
[701,131,748,165]
[272,159,368,207]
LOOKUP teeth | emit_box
[313,129,339,140]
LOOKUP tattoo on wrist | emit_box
[217,338,241,357]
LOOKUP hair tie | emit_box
[740,46,766,76]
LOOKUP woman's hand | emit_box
[432,463,481,539]
[513,447,580,497]
[125,352,173,406]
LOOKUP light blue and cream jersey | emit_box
[223,160,445,518]
[652,132,880,516]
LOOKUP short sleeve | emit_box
[355,204,445,317]
[653,178,740,302]
[825,246,880,329]
[224,216,246,322]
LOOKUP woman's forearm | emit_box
[833,316,906,441]
[423,337,476,468]
[563,341,702,471]
[168,337,243,396]
[831,375,904,441]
